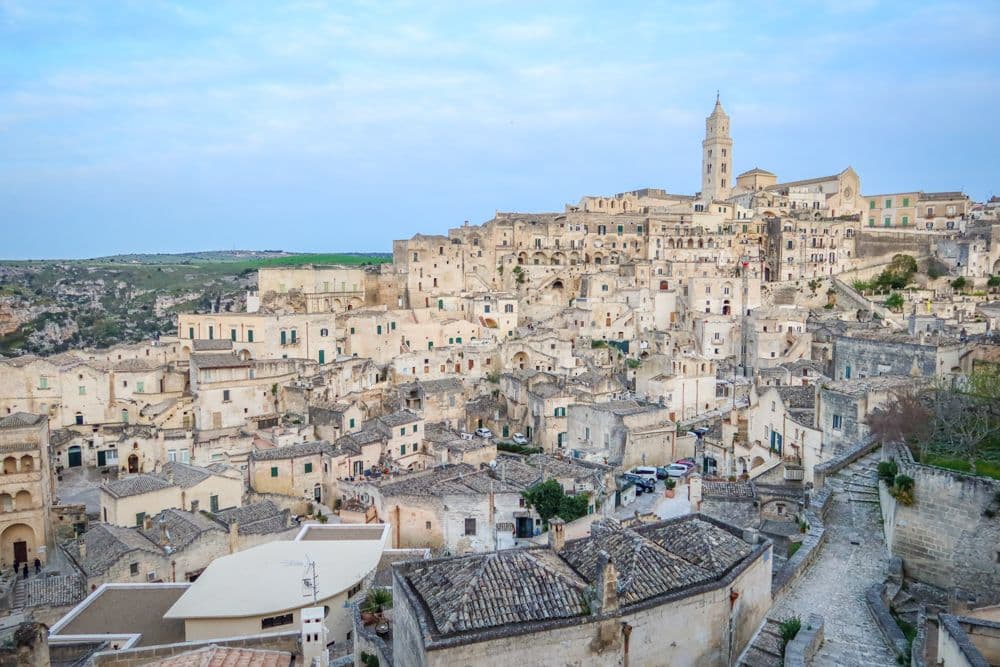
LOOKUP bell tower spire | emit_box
[701,94,733,203]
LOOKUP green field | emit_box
[237,253,392,268]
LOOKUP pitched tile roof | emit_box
[103,473,174,499]
[635,518,752,574]
[248,440,335,461]
[561,520,713,605]
[213,501,291,535]
[0,412,45,429]
[71,524,163,576]
[402,548,589,635]
[138,509,224,550]
[147,645,292,667]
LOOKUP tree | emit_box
[884,292,904,311]
[951,276,968,291]
[521,479,590,527]
[864,387,932,456]
[807,279,822,295]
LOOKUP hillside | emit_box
[0,251,391,356]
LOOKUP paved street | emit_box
[613,477,692,521]
[770,453,897,666]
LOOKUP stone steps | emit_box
[738,620,785,667]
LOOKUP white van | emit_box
[629,467,659,484]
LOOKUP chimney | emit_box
[228,521,239,554]
[301,606,329,667]
[548,516,566,552]
[143,514,154,531]
[593,551,619,613]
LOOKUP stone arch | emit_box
[569,251,580,264]
[551,279,564,290]
[237,348,252,361]
[667,238,676,249]
[750,456,766,469]
[14,490,31,511]
[723,300,731,315]
[551,252,565,265]
[1,523,36,565]
[593,254,604,265]
[532,251,546,265]
[993,258,1000,275]
[128,453,139,474]
[179,346,191,361]
[3,457,16,474]
[512,351,530,370]
[19,455,33,472]
[517,252,527,265]
[686,239,694,249]
[0,493,11,512]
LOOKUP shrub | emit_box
[988,275,1000,288]
[779,616,802,648]
[665,478,676,490]
[788,541,802,558]
[626,358,640,369]
[885,292,904,311]
[591,340,607,349]
[360,653,379,667]
[889,474,915,506]
[951,276,968,290]
[877,460,898,483]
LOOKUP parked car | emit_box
[655,466,669,479]
[512,433,529,445]
[623,473,655,493]
[474,427,493,439]
[675,459,697,470]
[665,463,691,478]
[677,457,697,466]
[629,466,659,484]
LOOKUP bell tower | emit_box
[701,93,733,203]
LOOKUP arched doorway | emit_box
[3,457,16,474]
[67,445,82,468]
[313,484,322,503]
[128,454,139,474]
[723,300,731,315]
[2,523,36,566]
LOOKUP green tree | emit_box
[884,292,904,311]
[951,276,968,291]
[522,479,590,526]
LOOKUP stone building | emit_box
[0,413,54,568]
[832,330,965,380]
[391,515,772,666]
[99,461,244,526]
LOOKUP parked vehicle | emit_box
[655,466,669,479]
[623,473,656,493]
[629,467,659,484]
[512,433,529,445]
[474,427,493,439]
[677,457,697,466]
[665,463,691,478]
[675,459,697,470]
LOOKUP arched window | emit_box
[319,328,329,337]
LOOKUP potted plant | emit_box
[664,478,677,498]
[361,588,393,625]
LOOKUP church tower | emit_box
[701,94,733,203]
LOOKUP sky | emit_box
[1,1,998,259]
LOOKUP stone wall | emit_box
[700,496,759,530]
[772,486,832,598]
[812,436,879,490]
[881,444,1000,606]
[855,231,932,261]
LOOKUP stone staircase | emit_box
[11,580,27,609]
[738,617,786,666]
[823,452,881,504]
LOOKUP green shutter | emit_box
[902,197,909,207]
[247,330,254,342]
[885,198,892,208]
[305,463,313,473]
[868,218,875,227]
[318,350,325,364]
[271,466,278,477]
[188,327,194,339]
[869,200,875,210]
[377,325,382,335]
[902,216,908,226]
[136,512,145,526]
[230,329,237,341]
[349,418,355,428]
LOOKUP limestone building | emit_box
[0,413,54,568]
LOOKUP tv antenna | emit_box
[281,555,319,603]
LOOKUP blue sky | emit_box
[1,1,997,259]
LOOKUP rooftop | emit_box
[396,515,760,643]
[0,412,45,429]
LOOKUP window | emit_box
[884,217,891,227]
[188,327,195,339]
[413,424,418,433]
[280,330,287,345]
[79,385,86,395]
[290,330,297,343]
[208,326,214,340]
[168,449,177,462]
[223,389,231,402]
[868,218,875,227]
[617,225,624,235]
[483,304,491,314]
[271,466,279,478]
[504,304,513,313]
[390,321,396,330]
[902,197,910,207]
[845,365,852,380]
[350,327,355,335]
[136,381,144,393]
[832,414,843,430]
[320,328,328,337]
[464,518,477,535]
[135,512,145,527]
[230,328,237,341]
[377,325,382,335]
[425,521,432,530]
[210,494,219,512]
[261,614,294,629]
[400,444,406,456]
[869,200,875,210]
[901,216,909,226]
[347,582,362,598]
[247,330,254,343]
[455,337,462,344]
[349,418,355,428]
[38,377,48,390]
[304,462,313,474]
[130,562,139,576]
[400,427,406,436]
[884,198,892,208]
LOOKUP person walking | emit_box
[34,558,41,575]
[21,563,28,579]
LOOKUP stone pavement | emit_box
[770,452,897,666]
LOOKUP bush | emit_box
[951,276,968,290]
[591,340,607,349]
[788,541,802,558]
[885,292,904,311]
[360,653,379,667]
[889,474,915,506]
[626,358,641,369]
[988,275,1000,288]
[665,478,676,490]
[497,441,543,455]
[877,460,898,483]
[362,587,393,614]
[779,616,802,648]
